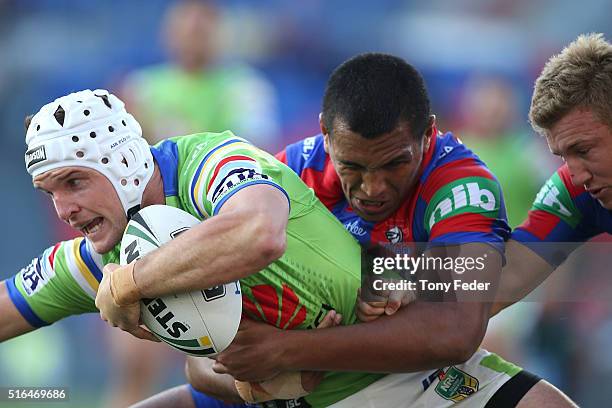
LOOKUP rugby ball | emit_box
[120,205,242,356]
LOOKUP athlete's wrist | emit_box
[109,261,142,305]
[277,329,306,371]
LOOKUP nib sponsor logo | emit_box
[534,179,571,217]
[428,180,498,230]
[242,284,306,329]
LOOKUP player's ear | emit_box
[320,113,330,153]
[422,114,436,151]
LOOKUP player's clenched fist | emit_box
[232,310,342,403]
[356,280,416,322]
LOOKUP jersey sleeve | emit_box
[186,133,291,218]
[276,135,326,176]
[4,238,103,327]
[511,165,600,266]
[421,159,511,253]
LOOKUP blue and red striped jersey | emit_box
[277,132,510,252]
[512,164,612,265]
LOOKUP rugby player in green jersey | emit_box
[2,89,379,407]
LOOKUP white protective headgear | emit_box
[25,89,154,218]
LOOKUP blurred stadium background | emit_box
[0,1,611,407]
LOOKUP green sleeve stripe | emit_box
[479,353,522,377]
[532,172,581,228]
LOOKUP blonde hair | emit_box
[529,33,612,134]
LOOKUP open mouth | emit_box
[82,217,104,235]
[353,197,387,214]
[355,198,385,207]
[588,187,607,199]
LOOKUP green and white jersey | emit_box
[6,131,383,407]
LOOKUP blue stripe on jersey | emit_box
[80,239,102,283]
[5,276,49,328]
[331,201,374,245]
[188,384,251,408]
[429,231,505,255]
[285,135,326,174]
[420,133,475,183]
[189,138,246,218]
[572,192,612,235]
[412,197,429,242]
[512,221,590,267]
[212,180,291,216]
[151,140,180,197]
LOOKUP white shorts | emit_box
[329,349,528,408]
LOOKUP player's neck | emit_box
[141,162,165,207]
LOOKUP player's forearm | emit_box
[134,209,285,299]
[186,357,243,403]
[280,302,489,373]
[0,281,35,342]
[490,239,554,316]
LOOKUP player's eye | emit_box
[341,162,362,170]
[386,160,407,168]
[576,147,591,156]
[67,178,82,188]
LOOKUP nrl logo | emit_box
[25,145,47,168]
[435,366,479,402]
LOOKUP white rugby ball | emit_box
[120,205,242,356]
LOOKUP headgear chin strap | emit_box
[25,89,154,218]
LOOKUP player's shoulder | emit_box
[420,132,498,202]
[282,134,327,173]
[168,130,248,149]
[166,131,259,166]
[555,164,587,197]
[528,164,594,230]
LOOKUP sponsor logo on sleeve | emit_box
[425,177,500,232]
[532,174,581,228]
[301,136,316,161]
[207,157,270,205]
[19,247,56,296]
[25,145,47,168]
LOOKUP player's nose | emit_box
[54,195,81,223]
[360,170,387,199]
[566,157,592,188]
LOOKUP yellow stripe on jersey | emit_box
[72,238,99,292]
[191,140,253,217]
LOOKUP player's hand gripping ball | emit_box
[120,205,242,356]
